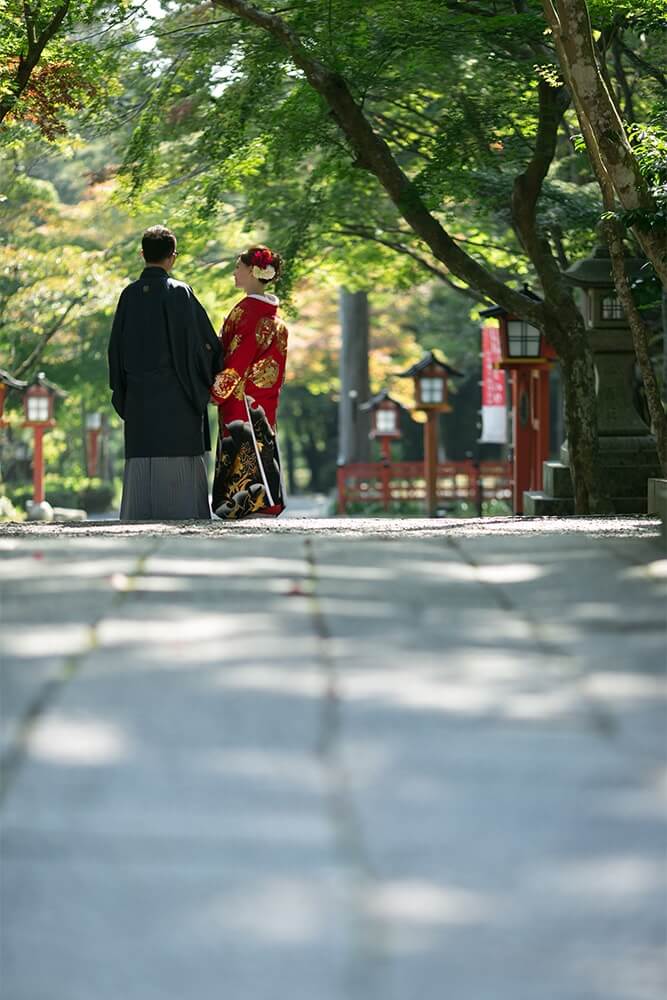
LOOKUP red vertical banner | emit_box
[479,323,507,443]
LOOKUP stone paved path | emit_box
[1,517,666,1000]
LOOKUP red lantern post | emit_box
[481,289,556,514]
[85,412,102,477]
[397,352,463,516]
[22,373,67,514]
[360,390,403,510]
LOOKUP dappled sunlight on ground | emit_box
[365,879,498,927]
[27,715,129,766]
[407,559,550,584]
[3,624,94,658]
[1,520,665,1000]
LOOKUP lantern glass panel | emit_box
[420,377,444,403]
[376,408,397,433]
[27,396,50,422]
[86,412,102,430]
[506,320,541,358]
[601,295,624,320]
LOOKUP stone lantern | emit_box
[397,351,464,516]
[566,245,636,332]
[523,245,661,514]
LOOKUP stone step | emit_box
[524,491,649,516]
[523,492,574,516]
[541,461,658,501]
[543,461,573,498]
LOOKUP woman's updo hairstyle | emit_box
[240,245,282,284]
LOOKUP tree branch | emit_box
[612,38,635,123]
[14,296,84,378]
[542,0,667,286]
[335,225,486,303]
[211,0,545,326]
[511,80,571,300]
[617,39,666,90]
[0,1,71,126]
[23,2,37,49]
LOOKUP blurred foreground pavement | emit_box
[1,516,666,1000]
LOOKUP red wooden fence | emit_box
[337,460,512,514]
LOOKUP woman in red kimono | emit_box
[211,246,288,519]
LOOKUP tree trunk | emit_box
[511,79,607,511]
[542,0,667,287]
[338,288,370,464]
[662,289,667,406]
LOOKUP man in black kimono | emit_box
[108,225,222,520]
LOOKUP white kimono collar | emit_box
[248,293,279,306]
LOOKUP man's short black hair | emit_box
[142,225,176,263]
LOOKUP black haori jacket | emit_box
[108,267,222,458]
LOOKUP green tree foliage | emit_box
[0,0,136,139]
[118,0,604,293]
[2,0,665,501]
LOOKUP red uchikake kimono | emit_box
[210,293,288,519]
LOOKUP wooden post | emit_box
[87,429,100,478]
[33,426,45,504]
[424,410,438,517]
[473,457,483,517]
[380,436,392,511]
[533,368,551,489]
[337,466,347,514]
[511,368,533,514]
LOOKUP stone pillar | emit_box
[338,288,370,465]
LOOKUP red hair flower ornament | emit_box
[251,248,276,280]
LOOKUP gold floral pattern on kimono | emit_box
[249,357,280,388]
[224,441,258,496]
[212,405,284,520]
[227,331,242,355]
[212,367,242,401]
[255,315,276,350]
[224,304,245,337]
[274,320,288,356]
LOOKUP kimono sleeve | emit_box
[192,294,223,389]
[210,303,262,405]
[166,284,221,415]
[107,290,127,418]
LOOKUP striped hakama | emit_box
[120,456,211,521]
